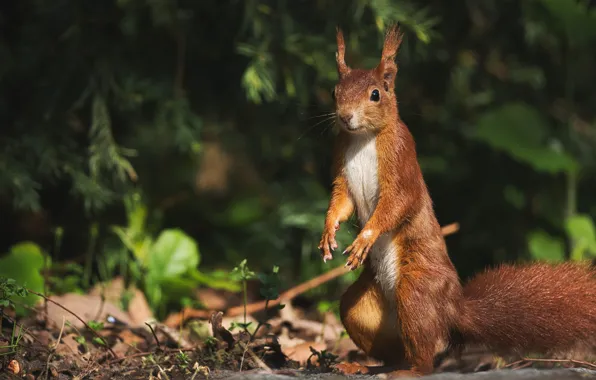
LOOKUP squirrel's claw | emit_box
[318,228,338,263]
[343,237,372,270]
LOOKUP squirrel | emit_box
[318,25,596,377]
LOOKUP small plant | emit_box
[88,320,104,331]
[73,335,88,352]
[176,350,191,368]
[250,265,284,339]
[204,336,218,351]
[230,259,256,331]
[230,260,285,339]
[0,278,29,309]
[0,318,24,357]
[307,346,338,372]
[111,192,239,318]
[0,244,47,315]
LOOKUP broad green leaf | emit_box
[189,270,240,292]
[148,229,200,279]
[0,242,48,314]
[565,214,596,242]
[473,103,578,174]
[564,214,596,260]
[527,230,565,262]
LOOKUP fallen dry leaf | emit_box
[55,333,86,366]
[44,293,132,330]
[89,277,153,326]
[127,289,153,325]
[283,341,326,366]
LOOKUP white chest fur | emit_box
[344,135,399,303]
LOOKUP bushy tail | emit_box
[459,262,596,355]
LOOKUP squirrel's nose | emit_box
[339,113,353,125]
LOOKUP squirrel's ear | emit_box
[376,24,403,89]
[336,27,350,78]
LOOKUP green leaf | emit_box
[88,320,104,331]
[188,270,240,292]
[0,242,48,314]
[92,337,106,346]
[527,230,565,262]
[473,103,578,174]
[564,214,596,261]
[148,229,200,279]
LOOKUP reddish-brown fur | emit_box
[319,25,596,377]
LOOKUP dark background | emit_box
[1,0,595,317]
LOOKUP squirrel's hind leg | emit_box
[396,261,459,375]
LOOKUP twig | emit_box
[42,316,66,380]
[164,222,460,327]
[249,299,270,341]
[27,289,117,358]
[506,357,596,370]
[239,339,249,372]
[157,364,170,380]
[93,284,106,322]
[145,322,163,351]
[238,341,271,373]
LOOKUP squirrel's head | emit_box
[333,25,403,134]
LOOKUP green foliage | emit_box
[1,0,596,313]
[527,230,565,262]
[307,346,338,372]
[230,259,257,283]
[257,265,282,302]
[230,259,256,331]
[111,192,239,317]
[539,0,596,47]
[565,214,596,261]
[0,243,47,314]
[88,320,104,331]
[473,103,578,175]
[0,321,24,357]
[0,278,29,310]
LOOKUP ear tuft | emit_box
[382,24,403,62]
[336,27,350,78]
[376,24,403,88]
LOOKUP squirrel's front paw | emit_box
[343,230,376,270]
[318,222,339,262]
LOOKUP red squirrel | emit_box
[318,25,596,377]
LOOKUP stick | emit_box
[145,322,163,352]
[27,289,117,358]
[164,223,460,327]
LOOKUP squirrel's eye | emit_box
[370,89,380,102]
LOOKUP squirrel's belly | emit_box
[344,135,399,301]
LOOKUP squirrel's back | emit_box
[458,262,596,355]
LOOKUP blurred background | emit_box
[1,0,595,320]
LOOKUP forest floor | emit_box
[1,275,596,379]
